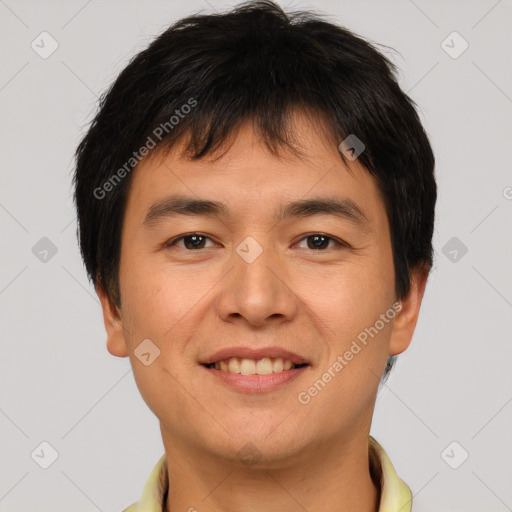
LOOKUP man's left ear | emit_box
[389,264,430,356]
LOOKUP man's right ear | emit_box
[96,282,129,358]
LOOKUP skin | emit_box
[97,111,428,512]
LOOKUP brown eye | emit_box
[296,234,346,250]
[306,235,330,250]
[164,233,215,250]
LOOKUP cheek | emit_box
[117,263,197,418]
[299,254,396,403]
[118,254,212,352]
[296,267,395,431]
[309,257,394,334]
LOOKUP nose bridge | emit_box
[216,234,298,326]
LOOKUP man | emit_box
[73,1,436,511]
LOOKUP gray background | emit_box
[1,0,511,511]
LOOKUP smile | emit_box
[204,357,309,375]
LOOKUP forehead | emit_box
[124,113,386,227]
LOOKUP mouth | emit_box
[203,357,309,375]
[199,348,311,393]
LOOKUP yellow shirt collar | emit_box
[123,436,411,512]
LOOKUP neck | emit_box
[162,429,380,512]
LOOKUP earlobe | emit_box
[96,283,129,358]
[389,265,430,356]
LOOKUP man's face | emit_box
[104,113,409,464]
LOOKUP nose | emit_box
[215,237,299,327]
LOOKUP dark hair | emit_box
[73,0,436,381]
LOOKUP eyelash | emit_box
[163,232,350,251]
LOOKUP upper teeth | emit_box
[213,357,295,375]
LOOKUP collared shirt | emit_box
[122,436,412,512]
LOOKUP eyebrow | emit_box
[143,194,370,230]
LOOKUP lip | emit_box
[200,346,309,365]
[201,364,309,393]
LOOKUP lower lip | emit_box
[202,365,309,393]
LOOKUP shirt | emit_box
[122,435,412,512]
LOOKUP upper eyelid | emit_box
[164,232,216,247]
